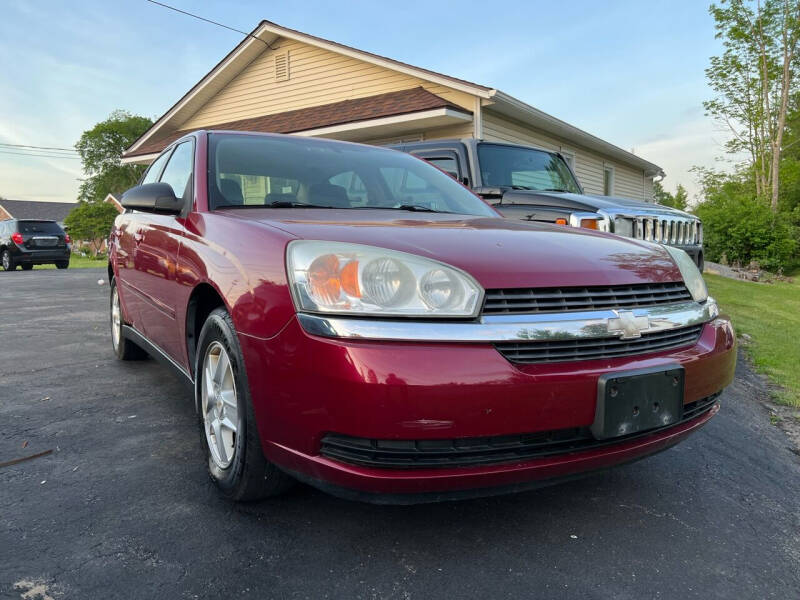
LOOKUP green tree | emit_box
[653,181,689,210]
[75,110,153,203]
[705,0,800,210]
[64,201,120,256]
[693,166,797,270]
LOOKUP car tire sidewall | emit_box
[196,309,250,494]
[2,250,14,271]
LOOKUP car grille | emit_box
[619,215,701,246]
[482,281,692,315]
[320,393,720,469]
[495,324,703,364]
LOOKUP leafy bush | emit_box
[694,173,798,271]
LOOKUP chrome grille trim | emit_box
[296,298,720,343]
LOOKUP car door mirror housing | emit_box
[121,182,184,215]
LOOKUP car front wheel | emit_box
[110,278,147,360]
[196,307,293,501]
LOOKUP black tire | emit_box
[21,264,33,271]
[110,277,148,360]
[2,250,15,271]
[196,307,294,501]
[56,261,69,269]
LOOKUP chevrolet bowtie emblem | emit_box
[607,310,651,339]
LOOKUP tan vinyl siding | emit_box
[181,38,474,129]
[482,111,651,201]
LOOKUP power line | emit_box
[144,0,275,49]
[0,150,81,160]
[0,142,78,153]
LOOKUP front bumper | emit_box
[239,311,736,502]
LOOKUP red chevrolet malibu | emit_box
[109,130,736,503]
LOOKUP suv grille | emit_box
[495,324,703,364]
[320,394,719,469]
[482,281,692,315]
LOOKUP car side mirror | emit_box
[121,182,183,215]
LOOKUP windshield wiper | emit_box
[215,202,338,209]
[350,204,446,213]
[266,201,339,208]
[541,188,570,193]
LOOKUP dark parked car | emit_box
[391,140,705,270]
[109,130,735,503]
[0,219,71,271]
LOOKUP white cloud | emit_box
[634,117,739,203]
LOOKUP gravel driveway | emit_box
[1,269,799,599]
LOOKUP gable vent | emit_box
[275,51,290,82]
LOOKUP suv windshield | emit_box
[207,134,496,217]
[477,144,581,193]
[18,221,64,235]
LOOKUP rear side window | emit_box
[159,141,194,200]
[141,151,171,185]
[18,221,64,234]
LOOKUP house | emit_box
[122,20,664,202]
[0,199,76,225]
[105,193,124,214]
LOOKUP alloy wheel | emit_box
[202,341,239,469]
[111,287,121,351]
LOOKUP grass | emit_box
[31,255,107,270]
[705,272,800,407]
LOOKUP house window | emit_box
[275,51,290,82]
[603,165,615,196]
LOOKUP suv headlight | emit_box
[664,246,708,302]
[287,241,484,317]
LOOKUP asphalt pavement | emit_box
[1,268,799,599]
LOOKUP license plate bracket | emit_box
[591,365,684,440]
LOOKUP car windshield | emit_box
[477,144,581,193]
[207,133,497,216]
[18,221,63,234]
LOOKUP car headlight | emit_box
[287,241,484,317]
[664,245,708,302]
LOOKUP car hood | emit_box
[224,208,681,289]
[497,190,698,219]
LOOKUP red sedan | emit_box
[109,130,736,503]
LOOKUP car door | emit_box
[130,141,193,361]
[115,149,172,331]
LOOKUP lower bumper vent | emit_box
[320,393,720,469]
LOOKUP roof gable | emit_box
[128,87,469,157]
[0,199,76,222]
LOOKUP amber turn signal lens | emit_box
[579,219,599,230]
[555,218,568,226]
[340,260,361,297]
[308,254,342,304]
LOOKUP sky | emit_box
[0,0,732,204]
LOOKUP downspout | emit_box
[473,97,483,139]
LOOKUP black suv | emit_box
[0,219,71,271]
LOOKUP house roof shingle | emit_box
[125,87,468,157]
[0,199,76,223]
